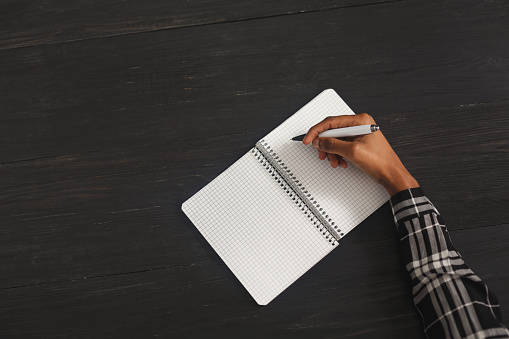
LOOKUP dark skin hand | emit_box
[302,113,419,197]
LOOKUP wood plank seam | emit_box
[0,0,404,52]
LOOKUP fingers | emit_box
[317,151,348,169]
[327,153,339,168]
[312,137,354,159]
[304,113,375,169]
[337,156,348,168]
[318,150,327,160]
[302,113,375,145]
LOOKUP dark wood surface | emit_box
[1,0,508,338]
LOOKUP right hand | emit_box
[302,113,419,197]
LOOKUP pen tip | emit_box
[292,134,306,141]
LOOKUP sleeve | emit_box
[390,187,509,339]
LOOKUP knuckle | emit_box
[349,143,359,156]
[321,138,334,150]
[359,113,375,124]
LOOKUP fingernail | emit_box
[312,140,319,149]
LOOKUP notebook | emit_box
[182,89,389,305]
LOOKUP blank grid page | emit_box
[182,89,389,305]
[182,151,333,305]
[262,89,389,237]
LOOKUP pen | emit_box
[291,124,379,141]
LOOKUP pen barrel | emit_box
[318,125,374,138]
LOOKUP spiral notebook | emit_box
[182,89,389,305]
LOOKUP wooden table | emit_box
[1,1,508,337]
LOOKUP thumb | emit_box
[312,137,353,158]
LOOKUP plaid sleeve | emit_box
[390,187,509,339]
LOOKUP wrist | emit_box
[381,166,419,197]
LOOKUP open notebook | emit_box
[182,89,388,305]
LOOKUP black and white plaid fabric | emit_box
[390,188,509,339]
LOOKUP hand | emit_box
[302,113,419,197]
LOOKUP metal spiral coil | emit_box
[252,140,343,245]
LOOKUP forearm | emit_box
[391,187,509,338]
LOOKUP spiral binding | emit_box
[253,140,343,246]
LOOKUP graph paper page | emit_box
[262,89,389,238]
[182,151,334,305]
[182,89,388,305]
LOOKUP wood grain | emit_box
[1,0,508,163]
[0,223,507,338]
[1,0,509,337]
[0,259,423,338]
[2,101,507,290]
[0,0,396,51]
